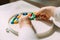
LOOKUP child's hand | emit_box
[19,15,32,28]
[36,6,56,21]
[19,15,36,33]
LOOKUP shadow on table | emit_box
[54,25,60,33]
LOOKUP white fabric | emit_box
[18,26,38,40]
[0,1,40,40]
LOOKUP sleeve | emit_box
[54,7,60,22]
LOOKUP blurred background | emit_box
[0,0,60,7]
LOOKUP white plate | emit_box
[7,13,54,38]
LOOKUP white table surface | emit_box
[0,1,60,40]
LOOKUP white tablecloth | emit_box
[0,1,60,40]
[0,1,40,40]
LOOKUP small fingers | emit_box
[19,15,32,28]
